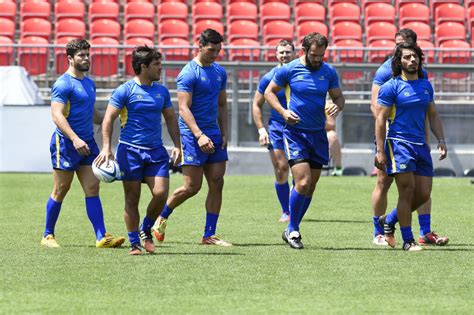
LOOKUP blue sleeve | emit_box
[163,87,172,109]
[257,74,271,95]
[428,81,434,102]
[109,84,127,110]
[328,67,340,90]
[177,68,195,93]
[272,65,288,87]
[377,81,395,107]
[220,68,227,91]
[373,65,391,86]
[51,79,71,104]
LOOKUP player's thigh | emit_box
[122,180,142,208]
[269,149,288,170]
[290,162,312,183]
[181,165,205,193]
[76,165,100,196]
[393,172,416,196]
[204,161,226,185]
[144,176,169,198]
[414,175,432,204]
[376,168,394,189]
[52,169,75,194]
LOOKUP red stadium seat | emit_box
[193,20,224,41]
[229,38,260,61]
[55,18,86,40]
[227,0,255,3]
[0,35,13,66]
[331,21,362,43]
[469,6,474,29]
[192,2,222,24]
[54,1,85,22]
[159,0,186,3]
[0,0,16,22]
[20,18,52,41]
[263,38,283,62]
[297,21,328,43]
[194,0,220,3]
[259,0,289,5]
[161,37,190,61]
[395,0,425,11]
[260,2,291,28]
[366,22,397,45]
[157,1,188,23]
[329,2,360,28]
[90,19,121,41]
[228,20,258,42]
[158,19,189,41]
[399,3,430,26]
[124,2,155,23]
[435,21,466,46]
[328,0,358,5]
[125,19,155,41]
[401,22,432,41]
[20,0,50,21]
[364,3,395,28]
[0,17,15,40]
[435,3,465,25]
[361,0,391,11]
[439,39,471,79]
[90,37,119,77]
[417,39,435,64]
[368,39,395,63]
[295,2,326,25]
[263,20,294,45]
[88,2,120,24]
[227,2,257,23]
[431,0,461,16]
[332,39,364,81]
[18,36,49,75]
[124,37,154,76]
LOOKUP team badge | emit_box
[201,77,207,81]
[63,161,70,167]
[77,87,83,92]
[403,92,410,96]
[156,94,162,99]
[217,76,222,81]
[297,75,304,80]
[400,164,407,169]
[319,76,325,80]
[186,156,194,162]
[137,95,143,99]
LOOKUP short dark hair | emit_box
[395,28,417,45]
[276,39,295,51]
[199,28,224,46]
[391,42,425,78]
[301,32,328,51]
[131,45,162,75]
[66,39,90,58]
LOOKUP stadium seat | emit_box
[263,38,283,62]
[124,2,155,23]
[194,0,220,3]
[158,19,189,41]
[342,167,367,176]
[396,0,425,11]
[88,2,120,24]
[54,36,81,75]
[434,167,456,177]
[260,2,291,28]
[124,37,154,76]
[126,0,153,3]
[329,2,360,29]
[417,39,435,64]
[401,22,432,41]
[331,21,362,43]
[259,0,289,5]
[227,2,257,23]
[55,18,86,40]
[435,22,466,46]
[435,3,465,25]
[54,1,85,22]
[194,20,224,41]
[228,0,255,3]
[361,0,391,11]
[398,3,430,26]
[0,36,13,66]
[192,2,222,24]
[439,39,471,79]
[295,2,326,25]
[0,17,14,40]
[430,0,461,16]
[364,3,395,28]
[90,37,119,77]
[159,0,187,3]
[263,21,294,45]
[157,1,188,23]
[161,37,190,61]
[90,19,121,41]
[468,6,474,30]
[368,39,395,63]
[228,20,259,42]
[20,18,52,41]
[332,39,364,81]
[0,0,16,22]
[366,22,397,45]
[228,38,261,78]
[18,36,49,75]
[328,0,358,6]
[124,19,155,41]
[297,21,328,43]
[20,0,50,21]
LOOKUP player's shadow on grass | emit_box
[304,219,367,224]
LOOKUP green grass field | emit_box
[1,173,473,314]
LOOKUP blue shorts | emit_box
[283,127,329,167]
[268,119,285,151]
[50,133,99,171]
[385,139,433,176]
[116,143,170,181]
[181,133,228,166]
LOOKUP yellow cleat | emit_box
[96,233,125,248]
[201,235,233,247]
[152,216,167,244]
[41,234,60,248]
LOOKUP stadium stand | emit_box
[20,0,50,21]
[401,22,432,41]
[329,2,360,29]
[417,39,436,63]
[192,1,222,24]
[368,39,395,63]
[54,1,85,22]
[124,1,155,23]
[366,22,397,45]
[158,19,189,41]
[227,1,257,23]
[435,22,466,46]
[88,2,120,24]
[20,18,52,41]
[55,18,86,40]
[260,2,291,29]
[298,21,328,43]
[0,35,13,66]
[262,20,294,45]
[0,17,15,40]
[430,0,461,16]
[295,2,326,25]
[157,1,188,23]
[435,3,466,24]
[361,0,391,11]
[439,39,471,79]
[194,20,224,41]
[364,3,395,28]
[90,37,119,77]
[124,37,154,76]
[398,3,430,26]
[229,38,260,61]
[332,39,364,80]
[228,20,259,42]
[331,21,362,43]
[0,0,16,22]
[124,19,155,41]
[90,19,121,41]
[18,36,49,75]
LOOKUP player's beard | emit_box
[402,63,418,74]
[74,62,90,72]
[305,55,321,71]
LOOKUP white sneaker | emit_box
[372,234,388,246]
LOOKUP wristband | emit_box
[438,140,446,144]
[258,127,267,137]
[196,132,203,140]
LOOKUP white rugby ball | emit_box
[92,160,121,183]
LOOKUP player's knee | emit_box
[124,191,140,208]
[52,182,71,200]
[152,187,168,200]
[208,176,224,190]
[83,181,100,197]
[376,176,393,192]
[295,179,311,195]
[183,182,202,196]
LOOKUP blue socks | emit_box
[203,212,219,238]
[386,208,399,226]
[141,216,155,232]
[85,196,106,241]
[288,188,306,232]
[418,214,431,236]
[373,216,384,236]
[400,226,414,243]
[161,204,174,219]
[44,197,62,237]
[274,182,290,214]
[298,196,312,225]
[128,231,140,245]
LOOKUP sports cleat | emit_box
[201,235,233,247]
[129,243,143,255]
[152,216,167,244]
[403,239,423,252]
[418,231,449,246]
[139,229,155,253]
[332,167,343,176]
[282,229,304,249]
[279,213,290,222]
[372,234,388,246]
[378,215,396,248]
[41,234,60,248]
[96,233,125,248]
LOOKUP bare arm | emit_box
[94,105,121,166]
[370,84,381,119]
[217,90,228,148]
[162,107,182,165]
[427,101,448,160]
[264,81,300,125]
[327,88,345,116]
[93,108,104,125]
[252,91,269,146]
[374,104,391,170]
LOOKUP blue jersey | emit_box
[257,66,286,124]
[50,72,96,141]
[377,77,434,144]
[273,58,340,131]
[373,57,429,86]
[177,59,227,136]
[109,79,172,149]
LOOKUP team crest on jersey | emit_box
[63,161,70,167]
[403,92,410,96]
[424,90,429,95]
[297,75,304,80]
[292,150,299,156]
[319,76,325,80]
[201,77,207,81]
[217,76,222,81]
[400,163,407,169]
[156,94,162,99]
[137,95,143,99]
[77,87,83,92]
[186,156,194,162]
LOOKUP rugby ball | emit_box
[92,160,121,183]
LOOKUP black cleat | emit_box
[402,239,422,252]
[282,229,304,249]
[378,215,396,248]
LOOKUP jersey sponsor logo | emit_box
[217,76,222,82]
[319,76,325,80]
[77,87,83,92]
[156,94,162,99]
[292,150,299,156]
[201,76,207,81]
[400,163,407,170]
[186,155,194,162]
[403,92,410,96]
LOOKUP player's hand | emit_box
[170,147,181,166]
[94,149,114,167]
[325,103,341,117]
[221,134,228,149]
[258,128,269,146]
[374,151,387,171]
[437,140,448,160]
[197,133,215,154]
[72,137,90,156]
[283,110,300,125]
